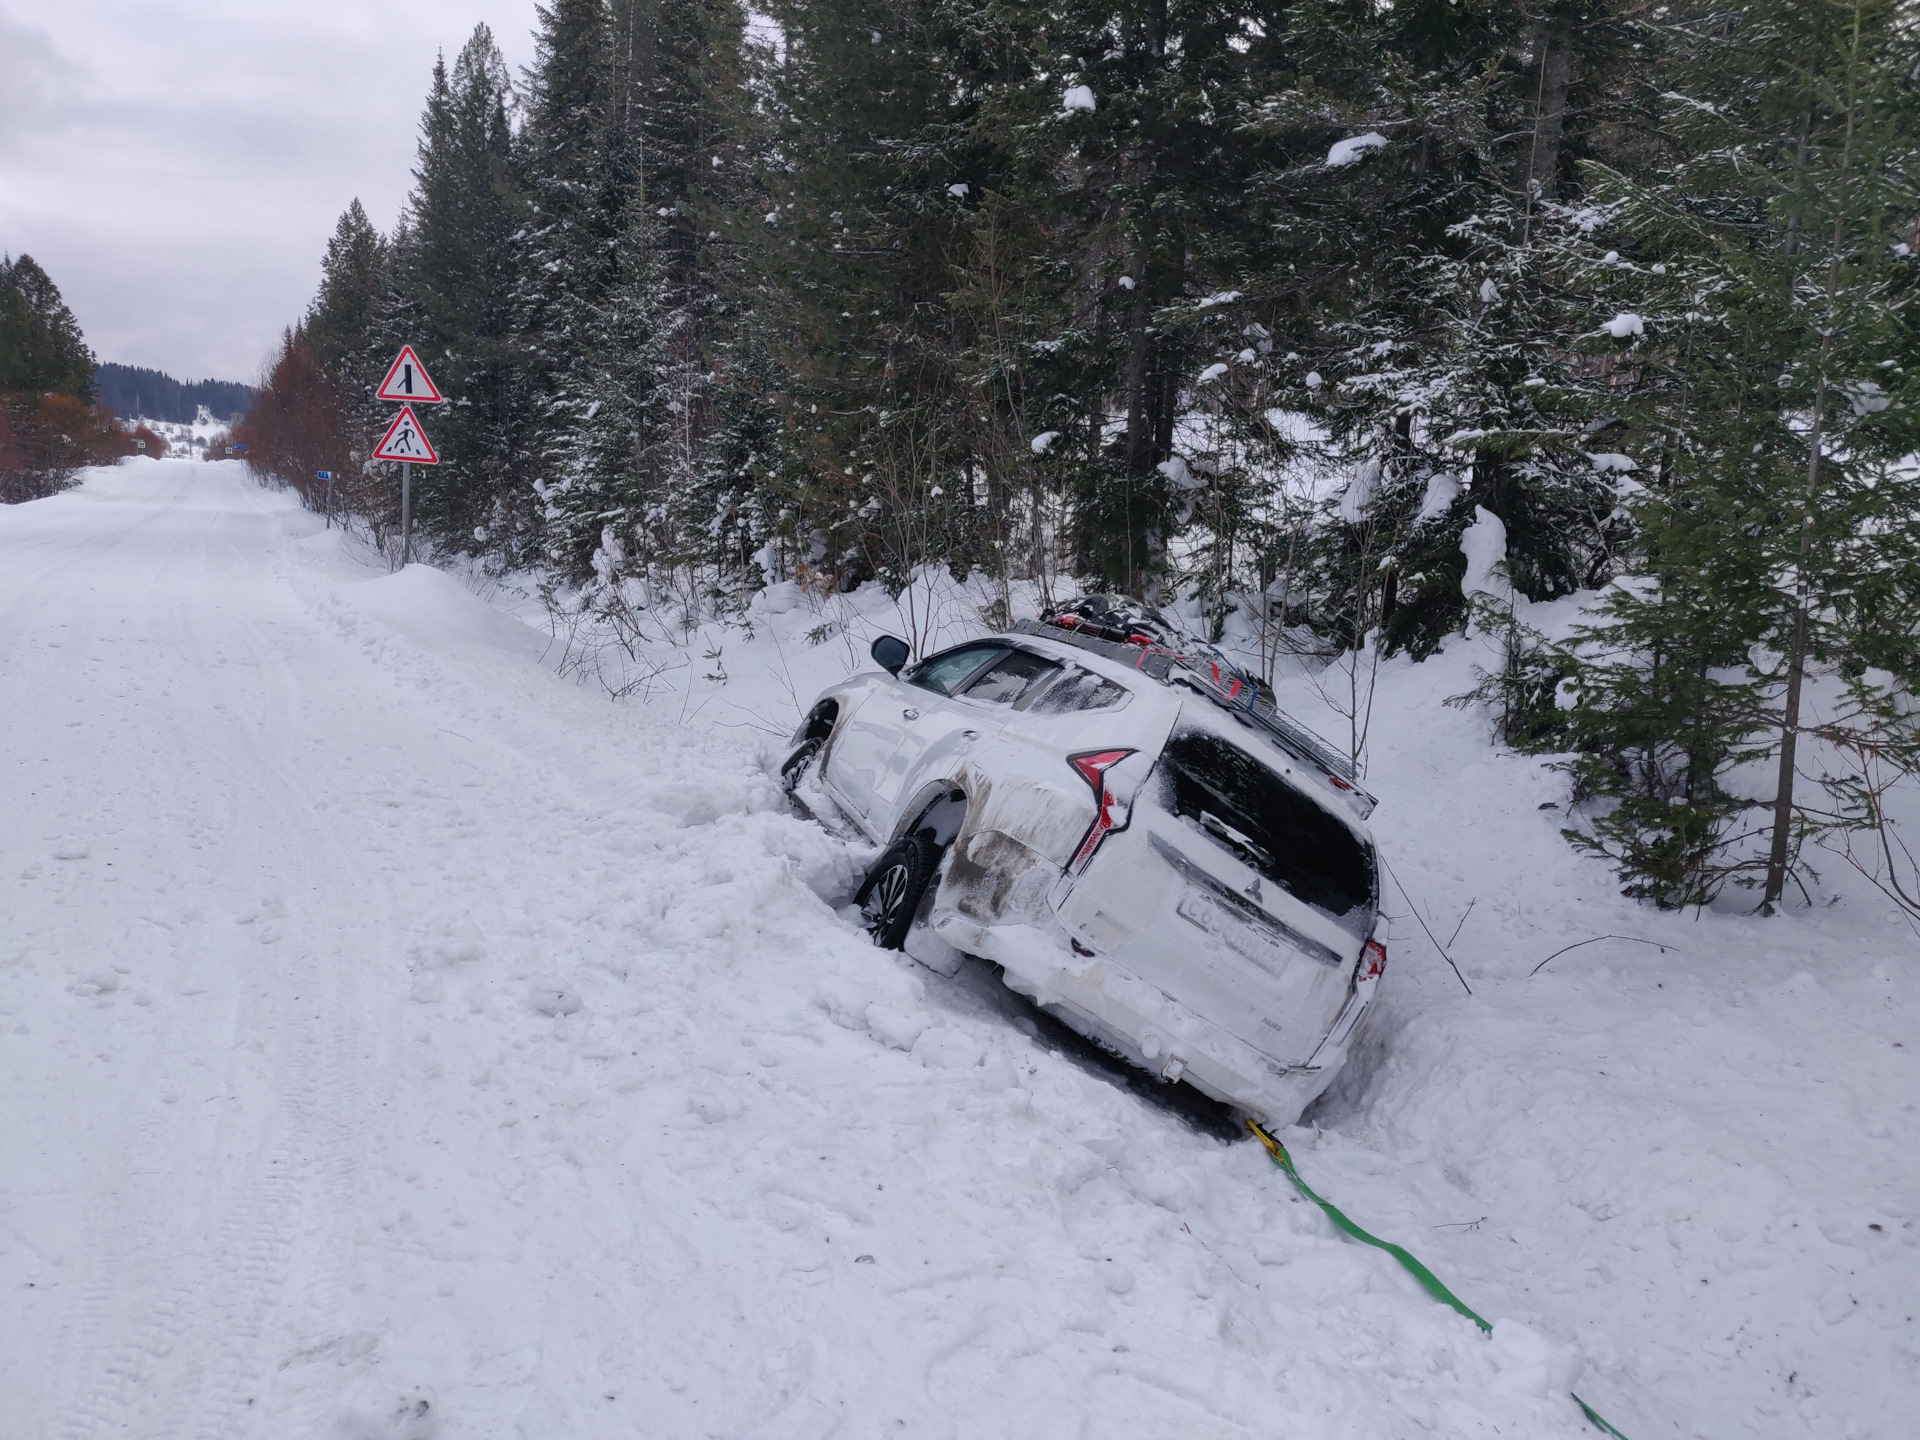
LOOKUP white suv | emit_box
[782,599,1386,1127]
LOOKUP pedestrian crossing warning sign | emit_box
[375,345,445,404]
[371,405,440,464]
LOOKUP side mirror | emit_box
[870,635,911,676]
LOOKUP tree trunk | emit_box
[1112,0,1171,593]
[1516,6,1575,233]
[1121,281,1153,478]
[1762,366,1826,910]
[1763,5,1864,911]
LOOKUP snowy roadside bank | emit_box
[2,461,1912,1439]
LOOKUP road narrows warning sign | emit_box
[372,405,440,464]
[375,345,446,404]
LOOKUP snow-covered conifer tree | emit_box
[394,28,530,554]
[303,201,388,399]
[518,0,630,542]
[1544,0,1920,906]
[1244,0,1647,657]
[549,204,687,585]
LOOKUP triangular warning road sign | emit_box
[375,345,445,404]
[371,405,440,464]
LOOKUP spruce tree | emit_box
[537,0,756,592]
[695,316,788,595]
[1548,0,1920,906]
[394,27,530,553]
[751,0,1303,599]
[747,0,984,593]
[0,254,96,400]
[1243,0,1646,656]
[304,200,388,391]
[519,0,628,538]
[1019,0,1298,594]
[555,204,686,587]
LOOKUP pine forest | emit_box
[236,0,1920,911]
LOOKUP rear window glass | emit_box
[961,649,1061,706]
[905,643,1008,696]
[1026,668,1129,714]
[1158,729,1376,933]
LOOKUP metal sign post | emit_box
[372,351,447,569]
[371,402,441,568]
[317,469,335,528]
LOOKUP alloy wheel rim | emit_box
[865,861,910,934]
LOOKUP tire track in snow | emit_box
[26,473,394,1439]
[165,510,399,1440]
[30,470,285,1440]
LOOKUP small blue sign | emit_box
[316,470,332,480]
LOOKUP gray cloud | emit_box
[0,12,65,145]
[0,1,541,382]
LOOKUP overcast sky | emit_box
[0,1,544,384]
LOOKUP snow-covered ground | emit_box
[2,459,1913,1440]
[125,405,234,460]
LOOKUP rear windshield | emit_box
[1158,729,1377,935]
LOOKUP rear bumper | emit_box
[931,912,1377,1127]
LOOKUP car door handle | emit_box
[902,707,920,721]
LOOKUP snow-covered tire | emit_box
[854,835,939,950]
[779,737,824,797]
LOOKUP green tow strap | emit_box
[1249,1122,1633,1440]
[1575,1395,1634,1440]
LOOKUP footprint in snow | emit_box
[527,983,582,1017]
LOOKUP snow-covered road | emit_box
[3,461,1913,1439]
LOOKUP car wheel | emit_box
[779,736,824,797]
[854,835,939,950]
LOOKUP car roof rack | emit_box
[1009,620,1378,819]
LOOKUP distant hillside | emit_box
[95,364,254,424]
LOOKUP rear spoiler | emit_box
[1009,619,1379,820]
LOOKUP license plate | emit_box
[1177,889,1307,978]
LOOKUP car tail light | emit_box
[1359,939,1387,982]
[1067,748,1135,873]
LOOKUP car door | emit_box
[873,646,1066,821]
[820,682,911,822]
[827,642,1008,825]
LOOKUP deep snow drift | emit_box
[1,459,1913,1440]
